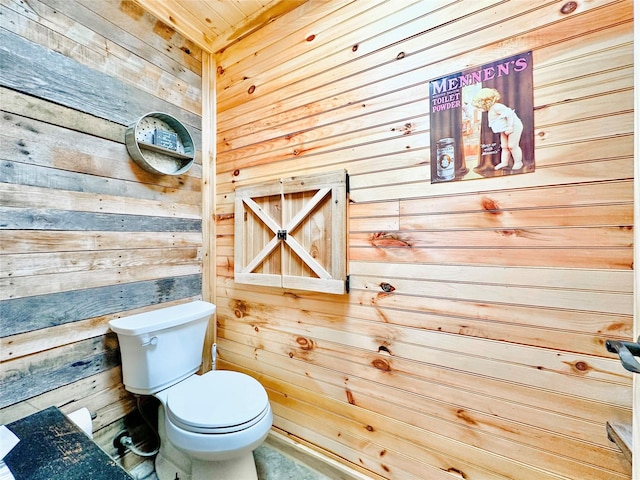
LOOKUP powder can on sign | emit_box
[436,138,455,181]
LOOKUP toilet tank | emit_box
[109,301,216,395]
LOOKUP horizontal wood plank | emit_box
[3,248,201,279]
[0,207,201,231]
[0,112,202,186]
[0,367,124,425]
[1,183,201,218]
[0,297,200,362]
[0,274,202,336]
[0,2,201,114]
[0,230,202,254]
[0,334,120,408]
[0,28,201,130]
[218,344,630,479]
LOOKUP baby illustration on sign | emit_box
[471,87,523,171]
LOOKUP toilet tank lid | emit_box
[109,301,216,336]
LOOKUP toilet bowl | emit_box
[154,370,273,480]
[109,301,273,480]
[157,370,272,461]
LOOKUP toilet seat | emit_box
[165,370,269,434]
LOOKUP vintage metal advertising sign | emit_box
[429,51,534,183]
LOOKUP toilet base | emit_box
[156,451,258,480]
[194,454,257,480]
[156,453,189,480]
[155,405,259,480]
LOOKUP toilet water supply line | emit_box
[116,396,161,457]
[117,345,217,457]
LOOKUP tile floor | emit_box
[254,443,331,480]
[129,443,332,480]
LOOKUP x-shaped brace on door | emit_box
[240,187,333,279]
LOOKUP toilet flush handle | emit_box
[140,336,158,348]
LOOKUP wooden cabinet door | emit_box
[234,170,347,294]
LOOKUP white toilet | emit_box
[109,301,272,480]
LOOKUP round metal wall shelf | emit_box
[125,112,195,176]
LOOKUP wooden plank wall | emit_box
[214,1,634,479]
[0,0,203,468]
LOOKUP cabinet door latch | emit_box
[277,230,287,240]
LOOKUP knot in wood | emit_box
[296,336,315,350]
[306,34,316,42]
[232,299,248,318]
[247,85,256,94]
[574,361,590,372]
[346,389,356,405]
[560,1,578,14]
[445,467,467,478]
[372,358,391,371]
[456,409,478,426]
[481,197,501,213]
[379,282,395,293]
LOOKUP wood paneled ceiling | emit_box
[134,0,308,53]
